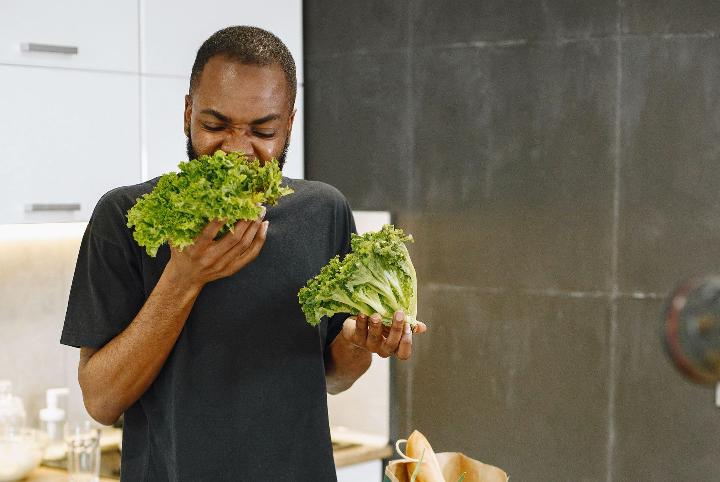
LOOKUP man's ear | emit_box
[184,95,192,136]
[286,107,297,141]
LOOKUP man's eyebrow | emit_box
[199,109,231,123]
[249,114,281,125]
[198,110,280,126]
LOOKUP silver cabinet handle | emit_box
[21,43,79,55]
[26,203,81,212]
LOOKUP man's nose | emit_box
[221,130,255,158]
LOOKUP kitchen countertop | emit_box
[19,466,116,482]
[333,442,393,468]
[24,438,392,480]
[331,426,393,468]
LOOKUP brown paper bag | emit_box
[385,453,508,482]
[384,431,508,482]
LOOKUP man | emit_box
[61,26,426,481]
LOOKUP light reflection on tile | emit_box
[0,236,85,426]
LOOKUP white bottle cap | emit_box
[0,380,11,395]
[39,388,69,423]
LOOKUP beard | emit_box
[186,132,290,171]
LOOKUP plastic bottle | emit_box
[0,379,27,436]
[39,387,69,460]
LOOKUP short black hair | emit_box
[189,26,297,111]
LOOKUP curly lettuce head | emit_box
[126,150,293,257]
[298,224,417,328]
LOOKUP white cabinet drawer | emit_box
[140,0,303,80]
[0,0,138,72]
[0,66,140,223]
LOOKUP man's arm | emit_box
[78,216,268,425]
[324,311,427,395]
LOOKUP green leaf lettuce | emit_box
[298,224,418,328]
[126,150,293,257]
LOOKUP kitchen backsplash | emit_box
[0,226,86,427]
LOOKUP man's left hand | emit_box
[341,311,427,360]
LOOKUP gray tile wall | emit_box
[304,1,720,480]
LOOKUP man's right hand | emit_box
[166,208,269,289]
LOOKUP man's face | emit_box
[184,55,295,169]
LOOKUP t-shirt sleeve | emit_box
[61,192,146,349]
[324,195,357,349]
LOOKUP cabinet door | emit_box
[0,66,140,224]
[0,0,138,72]
[285,85,304,179]
[140,0,303,80]
[143,79,304,180]
[142,76,189,180]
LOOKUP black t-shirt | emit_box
[61,177,356,482]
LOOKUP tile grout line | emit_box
[423,283,667,300]
[606,2,624,481]
[305,30,720,62]
[404,0,415,437]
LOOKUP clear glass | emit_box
[64,421,100,482]
[0,381,26,436]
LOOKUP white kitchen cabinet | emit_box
[140,0,303,80]
[285,85,305,179]
[142,78,305,180]
[0,0,138,73]
[0,1,304,225]
[0,65,140,223]
[142,76,189,180]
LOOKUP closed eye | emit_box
[253,130,275,139]
[201,123,225,132]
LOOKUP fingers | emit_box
[366,314,384,354]
[348,311,423,360]
[214,206,267,255]
[197,218,227,246]
[222,220,269,273]
[396,322,413,360]
[219,217,263,258]
[169,208,269,285]
[352,313,369,347]
[380,311,405,358]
